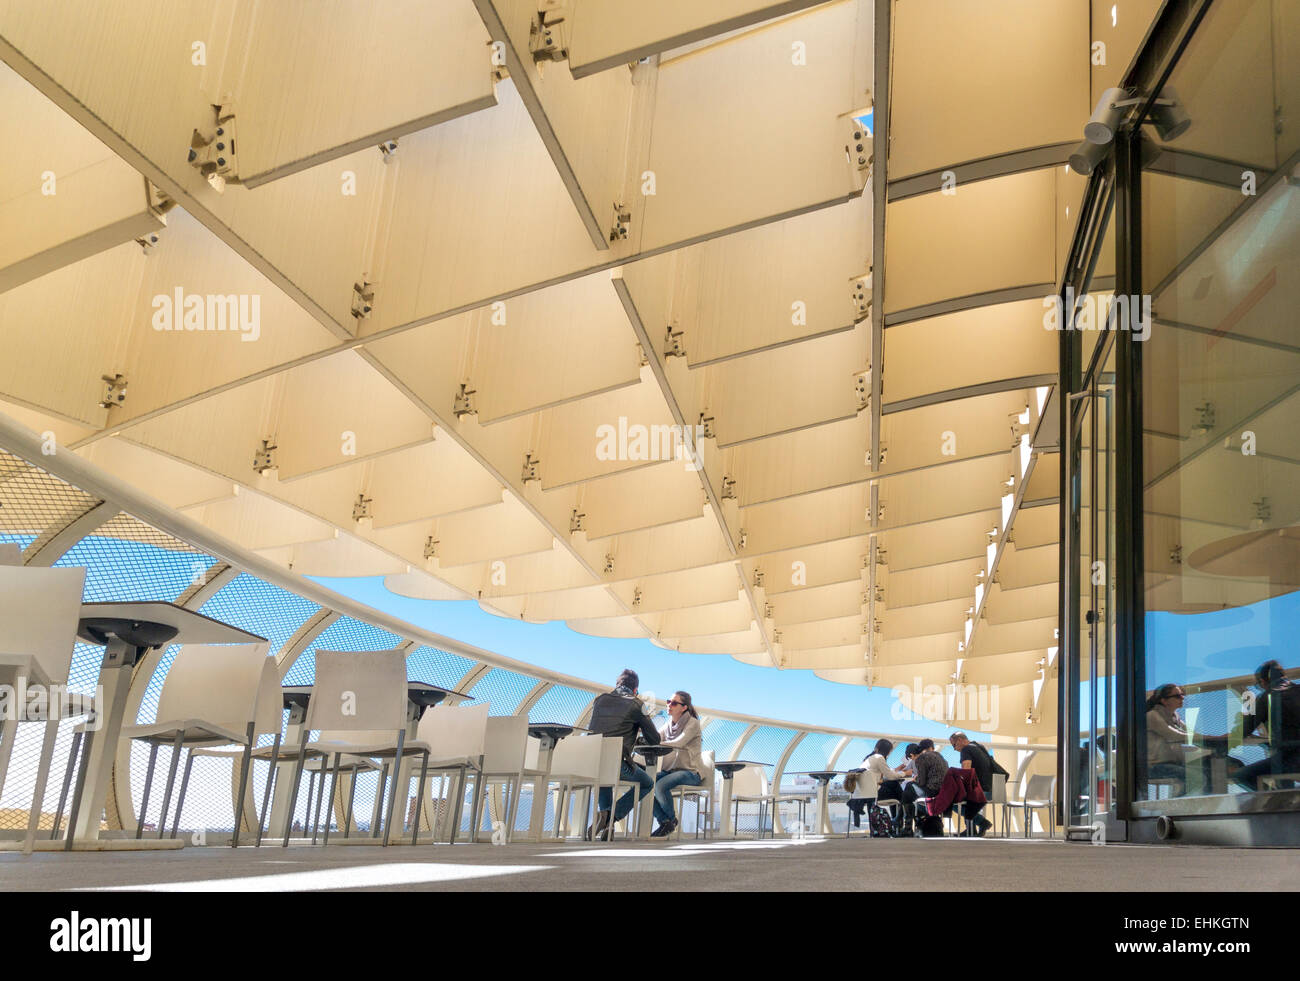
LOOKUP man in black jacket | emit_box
[585,669,660,840]
[1234,660,1300,791]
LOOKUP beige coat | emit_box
[657,714,704,775]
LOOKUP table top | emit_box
[281,681,470,710]
[529,722,588,740]
[804,771,842,782]
[78,601,266,646]
[633,743,674,757]
[715,759,769,775]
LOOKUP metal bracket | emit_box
[454,384,478,418]
[847,122,873,173]
[521,453,541,484]
[664,326,686,359]
[187,101,240,190]
[98,374,127,410]
[852,271,872,322]
[252,439,278,475]
[134,231,161,254]
[529,3,570,63]
[697,412,715,440]
[351,279,376,320]
[569,508,585,533]
[423,536,439,560]
[609,202,631,243]
[352,494,373,523]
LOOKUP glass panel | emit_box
[1139,1,1300,801]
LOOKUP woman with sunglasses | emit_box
[651,692,704,837]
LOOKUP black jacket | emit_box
[587,689,660,766]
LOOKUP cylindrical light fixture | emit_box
[1084,87,1128,144]
[1069,139,1108,176]
[1150,86,1191,142]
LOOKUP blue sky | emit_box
[311,574,978,741]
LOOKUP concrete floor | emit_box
[3,835,1298,891]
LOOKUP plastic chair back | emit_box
[595,735,624,783]
[551,731,602,780]
[482,714,530,772]
[1024,773,1054,803]
[731,764,766,797]
[0,566,86,686]
[306,648,408,732]
[418,702,489,761]
[990,772,1008,804]
[155,643,277,736]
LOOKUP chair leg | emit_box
[303,771,318,841]
[412,752,430,846]
[24,716,60,855]
[281,730,310,847]
[342,767,358,839]
[256,733,282,847]
[137,743,160,839]
[171,750,195,839]
[63,726,95,851]
[322,753,342,845]
[371,763,389,838]
[382,730,406,847]
[156,732,185,841]
[230,726,254,848]
[53,730,83,840]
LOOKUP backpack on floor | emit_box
[869,804,895,838]
[919,814,945,838]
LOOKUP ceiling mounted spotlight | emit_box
[1069,138,1109,176]
[1149,86,1191,142]
[1085,87,1128,144]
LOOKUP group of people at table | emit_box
[580,666,1001,840]
[845,734,1000,837]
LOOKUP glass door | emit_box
[1067,339,1123,840]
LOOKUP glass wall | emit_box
[1137,0,1300,803]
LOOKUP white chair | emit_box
[472,715,547,843]
[120,642,279,844]
[670,749,714,840]
[0,566,87,853]
[279,649,432,847]
[595,736,646,843]
[988,772,1008,837]
[545,733,604,839]
[417,702,489,843]
[730,766,810,838]
[1008,774,1056,838]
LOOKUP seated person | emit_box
[585,668,660,840]
[948,732,995,836]
[1234,660,1300,791]
[846,738,908,829]
[903,739,948,829]
[1145,684,1193,796]
[651,691,704,837]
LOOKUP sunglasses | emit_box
[667,699,685,707]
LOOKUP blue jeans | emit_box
[598,762,655,822]
[653,768,702,824]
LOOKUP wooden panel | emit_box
[883,299,1057,404]
[638,0,870,251]
[890,0,1088,178]
[567,0,832,78]
[231,0,495,185]
[885,169,1057,314]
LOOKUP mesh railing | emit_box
[1,448,1053,841]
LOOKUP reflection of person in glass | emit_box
[1145,684,1194,796]
[1233,661,1300,792]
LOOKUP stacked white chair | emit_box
[121,642,280,845]
[596,735,645,843]
[472,715,547,842]
[279,648,432,847]
[730,766,810,838]
[545,733,604,839]
[416,702,489,843]
[670,749,715,840]
[0,566,86,853]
